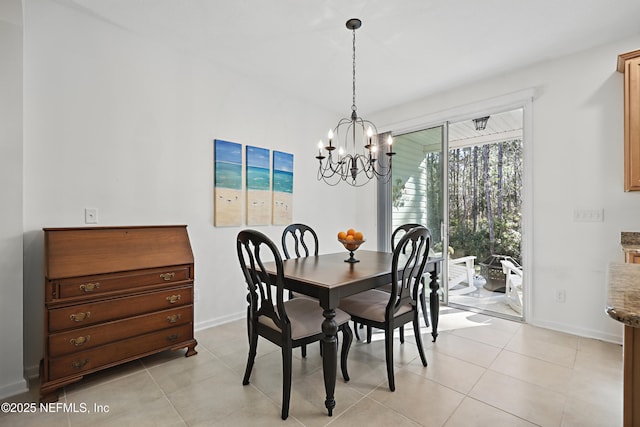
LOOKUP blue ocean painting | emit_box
[273,151,293,193]
[246,146,270,191]
[214,139,242,190]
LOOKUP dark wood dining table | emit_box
[262,249,442,416]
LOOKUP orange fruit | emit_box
[346,228,356,236]
[337,231,347,240]
[354,231,363,241]
[345,235,354,241]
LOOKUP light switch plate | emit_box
[573,208,603,222]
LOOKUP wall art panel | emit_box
[272,151,294,225]
[246,145,271,225]
[214,139,243,226]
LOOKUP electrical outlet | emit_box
[85,208,98,224]
[555,289,566,303]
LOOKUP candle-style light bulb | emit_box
[371,145,377,159]
[387,136,393,152]
[367,127,373,146]
[317,141,323,155]
[328,129,334,147]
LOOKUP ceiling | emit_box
[57,0,640,116]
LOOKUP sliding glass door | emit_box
[384,125,445,261]
[446,109,524,319]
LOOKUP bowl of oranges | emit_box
[337,229,365,263]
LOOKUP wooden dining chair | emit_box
[339,226,430,391]
[281,223,319,259]
[281,223,319,357]
[363,223,431,344]
[237,229,353,419]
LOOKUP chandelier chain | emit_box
[352,27,357,113]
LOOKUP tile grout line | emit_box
[142,359,189,426]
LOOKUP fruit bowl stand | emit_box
[338,239,365,263]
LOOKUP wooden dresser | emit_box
[40,225,198,402]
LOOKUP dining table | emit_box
[261,249,442,416]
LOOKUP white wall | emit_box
[0,0,27,399]
[10,0,638,397]
[370,35,640,343]
[20,0,374,378]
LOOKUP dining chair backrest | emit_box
[391,223,424,251]
[281,223,319,259]
[388,226,431,319]
[237,229,290,335]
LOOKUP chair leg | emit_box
[301,344,307,358]
[384,327,396,391]
[354,321,360,340]
[242,324,258,385]
[340,323,353,382]
[367,326,372,343]
[281,344,292,420]
[413,314,428,367]
[246,307,251,343]
[399,326,405,343]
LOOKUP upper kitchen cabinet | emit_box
[618,49,640,191]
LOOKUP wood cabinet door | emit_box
[625,56,640,191]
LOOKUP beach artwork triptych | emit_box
[214,139,293,226]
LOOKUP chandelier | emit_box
[315,18,395,187]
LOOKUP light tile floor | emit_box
[1,307,623,426]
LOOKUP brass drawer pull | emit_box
[70,311,91,322]
[160,272,176,281]
[70,335,91,347]
[71,359,89,369]
[167,314,182,323]
[166,295,181,304]
[79,282,100,292]
[167,334,179,342]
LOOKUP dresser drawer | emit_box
[48,286,192,332]
[48,305,193,357]
[48,323,193,381]
[51,266,192,301]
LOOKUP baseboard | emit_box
[530,318,623,345]
[0,377,28,400]
[24,363,40,381]
[194,311,244,332]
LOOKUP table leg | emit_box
[429,268,440,342]
[321,308,338,416]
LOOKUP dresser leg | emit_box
[40,376,83,404]
[185,340,198,357]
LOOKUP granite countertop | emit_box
[607,262,640,327]
[621,231,640,253]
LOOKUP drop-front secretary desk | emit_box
[40,225,197,402]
